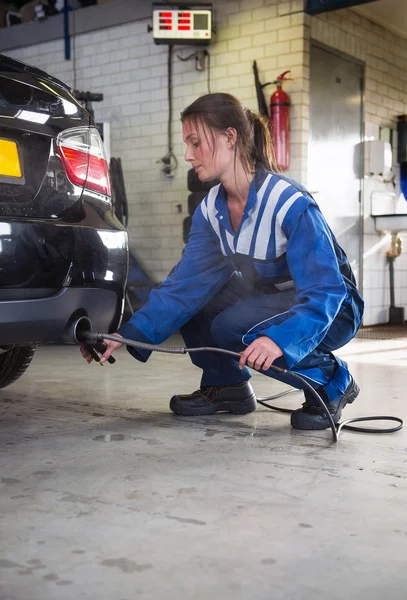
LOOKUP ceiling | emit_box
[353,0,407,40]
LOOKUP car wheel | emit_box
[0,345,36,389]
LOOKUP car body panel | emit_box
[0,54,129,345]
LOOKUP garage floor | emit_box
[1,335,406,600]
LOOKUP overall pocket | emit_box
[253,254,289,280]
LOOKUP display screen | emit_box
[193,13,208,30]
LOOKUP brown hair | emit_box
[180,92,277,173]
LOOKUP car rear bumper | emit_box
[0,220,128,292]
[0,286,124,345]
[0,217,128,344]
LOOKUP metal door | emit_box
[308,43,364,285]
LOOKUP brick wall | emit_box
[309,8,407,325]
[4,0,307,283]
[5,1,407,325]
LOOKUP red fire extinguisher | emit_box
[270,70,292,171]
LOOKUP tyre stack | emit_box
[183,168,219,243]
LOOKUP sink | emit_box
[374,214,407,233]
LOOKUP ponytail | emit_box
[244,108,277,172]
[181,93,278,175]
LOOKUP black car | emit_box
[0,54,128,387]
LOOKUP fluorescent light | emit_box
[0,223,11,235]
[16,110,49,124]
[98,231,125,249]
[62,99,78,115]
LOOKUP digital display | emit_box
[193,13,208,30]
[152,8,211,44]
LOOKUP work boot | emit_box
[290,376,360,430]
[170,382,257,416]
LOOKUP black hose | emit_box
[83,332,403,444]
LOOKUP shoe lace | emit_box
[199,386,219,403]
[302,401,334,416]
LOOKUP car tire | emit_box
[0,345,36,389]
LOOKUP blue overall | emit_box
[118,167,364,402]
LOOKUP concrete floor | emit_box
[0,335,406,600]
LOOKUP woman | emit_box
[81,93,364,431]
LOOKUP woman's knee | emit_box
[210,312,245,350]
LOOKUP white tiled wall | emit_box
[310,8,407,325]
[5,1,407,325]
[4,0,307,282]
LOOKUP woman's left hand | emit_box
[239,336,283,371]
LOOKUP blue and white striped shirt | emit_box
[118,167,363,368]
[202,172,305,262]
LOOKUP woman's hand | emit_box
[80,333,124,365]
[239,336,283,371]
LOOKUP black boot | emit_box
[170,382,257,416]
[290,376,360,430]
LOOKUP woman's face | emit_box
[182,119,233,182]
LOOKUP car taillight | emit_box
[57,127,111,197]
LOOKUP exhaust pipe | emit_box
[62,316,93,344]
[61,315,116,363]
[62,316,116,363]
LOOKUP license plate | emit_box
[0,139,22,179]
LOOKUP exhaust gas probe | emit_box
[72,317,403,444]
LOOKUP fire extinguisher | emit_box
[270,70,292,171]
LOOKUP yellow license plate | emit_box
[0,139,22,178]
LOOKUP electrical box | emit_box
[152,3,212,45]
[364,139,392,177]
[371,191,397,216]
